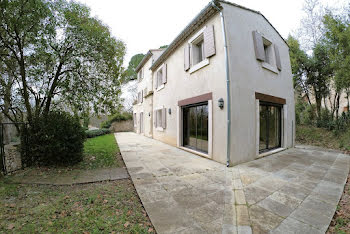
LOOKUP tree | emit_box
[0,0,126,125]
[323,13,350,115]
[124,53,145,82]
[287,36,311,104]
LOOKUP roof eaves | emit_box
[135,51,153,72]
[150,1,220,71]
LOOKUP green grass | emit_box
[0,180,154,233]
[296,125,350,152]
[78,133,123,170]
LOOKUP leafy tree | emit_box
[0,0,126,125]
[159,45,168,49]
[124,53,145,82]
[323,13,350,115]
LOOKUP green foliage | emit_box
[23,111,86,166]
[85,128,110,138]
[124,53,145,82]
[0,0,126,123]
[159,45,168,49]
[100,112,133,129]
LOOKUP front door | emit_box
[139,112,144,134]
[182,102,208,153]
[259,102,282,153]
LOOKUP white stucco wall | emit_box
[152,14,228,164]
[222,3,295,165]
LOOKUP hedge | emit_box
[85,128,111,138]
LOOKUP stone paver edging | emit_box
[8,167,129,185]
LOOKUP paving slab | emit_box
[116,132,350,234]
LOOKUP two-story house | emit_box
[133,0,295,166]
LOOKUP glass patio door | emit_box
[183,102,208,153]
[259,102,282,152]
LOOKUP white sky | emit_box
[76,0,347,66]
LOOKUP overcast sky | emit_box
[76,0,347,66]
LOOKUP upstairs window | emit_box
[252,30,282,73]
[192,36,205,65]
[155,64,167,90]
[184,25,216,73]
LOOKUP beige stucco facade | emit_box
[133,1,295,166]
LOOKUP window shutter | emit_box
[154,111,157,127]
[252,31,265,61]
[141,90,143,103]
[162,64,167,84]
[274,44,282,71]
[144,88,147,97]
[162,108,166,129]
[204,25,216,58]
[184,44,190,71]
[155,73,158,89]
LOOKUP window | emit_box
[133,113,137,127]
[192,36,205,66]
[184,25,216,73]
[252,31,282,72]
[263,38,272,65]
[154,108,166,129]
[183,102,208,153]
[156,69,163,89]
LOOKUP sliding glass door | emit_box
[183,102,208,153]
[259,102,282,152]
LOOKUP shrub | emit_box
[85,128,111,138]
[23,111,86,166]
[100,112,133,129]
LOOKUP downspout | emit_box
[212,1,231,167]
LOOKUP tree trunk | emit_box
[335,94,340,119]
[315,96,322,119]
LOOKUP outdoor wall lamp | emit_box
[218,98,224,109]
[168,108,172,115]
[149,112,151,117]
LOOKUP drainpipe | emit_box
[212,2,231,167]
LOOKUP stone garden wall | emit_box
[4,143,22,173]
[110,120,133,132]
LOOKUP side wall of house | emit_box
[133,58,153,137]
[223,3,295,165]
[152,14,228,164]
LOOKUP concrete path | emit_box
[9,167,129,185]
[116,132,350,234]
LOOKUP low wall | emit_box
[110,120,133,132]
[4,143,22,173]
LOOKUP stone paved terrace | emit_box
[115,132,350,234]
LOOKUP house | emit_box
[133,0,295,166]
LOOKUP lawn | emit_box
[0,134,155,233]
[78,133,124,170]
[0,179,154,233]
[296,125,350,233]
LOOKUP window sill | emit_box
[156,84,165,92]
[156,127,164,132]
[189,59,209,74]
[262,62,279,74]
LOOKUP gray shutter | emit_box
[155,73,158,89]
[162,108,166,129]
[141,90,143,103]
[162,64,167,84]
[252,31,265,61]
[184,44,190,71]
[154,110,157,127]
[204,25,216,58]
[274,44,282,71]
